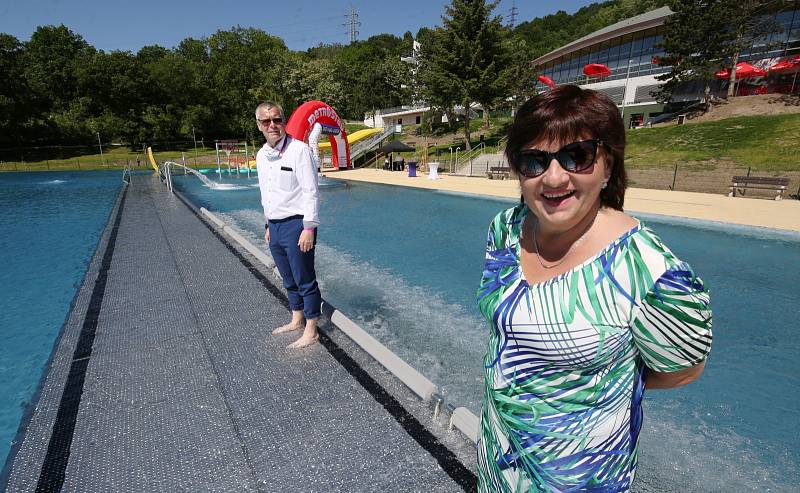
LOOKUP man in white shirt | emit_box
[255,101,321,348]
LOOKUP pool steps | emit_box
[197,204,480,444]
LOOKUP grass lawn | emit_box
[4,114,799,173]
[345,122,370,134]
[626,114,800,171]
[0,145,235,172]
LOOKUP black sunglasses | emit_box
[257,117,283,126]
[514,139,605,178]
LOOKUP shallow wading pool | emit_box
[174,172,800,492]
[3,169,793,492]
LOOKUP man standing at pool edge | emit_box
[255,101,321,348]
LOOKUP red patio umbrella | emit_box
[714,68,730,79]
[583,63,611,78]
[768,55,800,74]
[715,62,767,79]
[537,75,556,88]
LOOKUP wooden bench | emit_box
[488,166,511,180]
[728,176,790,200]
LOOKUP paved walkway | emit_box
[4,176,473,492]
[327,168,800,232]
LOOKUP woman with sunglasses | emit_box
[476,85,712,492]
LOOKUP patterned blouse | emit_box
[476,204,712,493]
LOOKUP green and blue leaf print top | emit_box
[476,204,712,493]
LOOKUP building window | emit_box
[398,118,403,125]
[596,40,610,65]
[416,115,421,124]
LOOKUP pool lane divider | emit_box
[171,194,478,489]
[199,206,480,439]
[34,184,129,493]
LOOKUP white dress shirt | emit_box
[256,136,320,228]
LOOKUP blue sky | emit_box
[0,0,597,52]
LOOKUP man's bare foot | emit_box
[287,333,319,349]
[271,322,303,335]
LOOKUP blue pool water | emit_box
[175,173,799,492]
[0,171,121,467]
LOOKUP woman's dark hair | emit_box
[505,85,627,210]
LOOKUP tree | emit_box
[177,38,210,64]
[419,28,461,132]
[720,1,783,98]
[23,25,91,107]
[419,0,506,149]
[204,27,289,137]
[284,57,346,112]
[500,34,536,112]
[321,34,407,119]
[514,0,669,61]
[75,50,144,142]
[21,25,93,143]
[0,34,29,146]
[656,0,782,102]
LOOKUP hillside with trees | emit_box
[512,0,669,59]
[0,0,720,151]
[0,26,413,149]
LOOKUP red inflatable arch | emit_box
[285,100,351,169]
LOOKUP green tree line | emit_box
[0,26,414,148]
[7,0,772,151]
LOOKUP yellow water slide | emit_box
[146,147,160,175]
[317,127,382,149]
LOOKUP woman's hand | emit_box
[646,362,705,389]
[264,227,270,244]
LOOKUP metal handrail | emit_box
[453,142,485,171]
[494,135,508,154]
[122,162,132,184]
[361,152,383,169]
[162,161,219,192]
[350,127,395,162]
[161,161,173,192]
[451,136,509,176]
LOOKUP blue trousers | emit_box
[268,216,321,319]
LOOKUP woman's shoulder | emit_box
[488,203,527,227]
[604,219,708,305]
[625,221,693,276]
[485,203,526,248]
[596,209,639,242]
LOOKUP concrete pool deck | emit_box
[325,168,800,233]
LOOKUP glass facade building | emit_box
[539,27,669,87]
[534,7,800,99]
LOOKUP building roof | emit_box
[533,6,673,66]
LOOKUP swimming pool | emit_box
[174,172,799,492]
[0,171,122,469]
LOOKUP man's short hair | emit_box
[255,101,285,121]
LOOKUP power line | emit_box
[272,25,348,37]
[508,0,518,28]
[262,13,350,47]
[343,6,360,44]
[263,14,346,30]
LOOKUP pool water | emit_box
[0,171,121,468]
[175,172,800,492]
